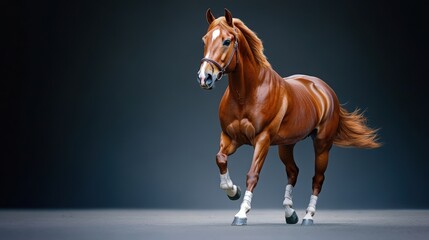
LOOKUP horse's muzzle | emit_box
[197,71,214,90]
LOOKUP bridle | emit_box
[200,29,239,81]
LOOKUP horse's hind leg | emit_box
[279,144,299,224]
[216,132,241,200]
[302,138,333,226]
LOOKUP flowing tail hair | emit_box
[333,107,381,149]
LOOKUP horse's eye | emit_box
[223,39,231,46]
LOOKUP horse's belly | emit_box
[271,131,312,145]
[271,120,318,145]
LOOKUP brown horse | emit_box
[197,9,380,226]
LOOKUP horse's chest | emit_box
[224,118,257,144]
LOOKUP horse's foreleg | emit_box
[217,156,241,200]
[217,132,241,200]
[302,139,332,226]
[279,144,299,224]
[232,132,270,226]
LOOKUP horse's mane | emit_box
[210,17,271,68]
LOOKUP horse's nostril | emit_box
[206,74,213,86]
[206,78,213,85]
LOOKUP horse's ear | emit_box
[206,8,215,24]
[224,8,233,27]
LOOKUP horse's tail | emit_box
[333,107,381,149]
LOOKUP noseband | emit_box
[200,35,239,81]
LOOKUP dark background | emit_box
[1,0,427,209]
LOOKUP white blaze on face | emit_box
[198,29,220,85]
[212,29,220,41]
[199,53,210,84]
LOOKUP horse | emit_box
[196,8,380,226]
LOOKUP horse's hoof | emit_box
[228,186,241,201]
[285,211,299,224]
[231,217,247,226]
[301,219,314,226]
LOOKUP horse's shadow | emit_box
[240,222,353,227]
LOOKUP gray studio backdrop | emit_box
[2,0,427,209]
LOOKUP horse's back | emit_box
[283,74,334,93]
[283,74,338,108]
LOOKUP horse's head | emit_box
[197,9,239,90]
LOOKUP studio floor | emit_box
[0,209,428,240]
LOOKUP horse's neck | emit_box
[227,62,275,103]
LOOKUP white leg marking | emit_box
[211,29,220,41]
[304,195,318,220]
[283,184,295,217]
[219,170,238,197]
[235,191,252,219]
